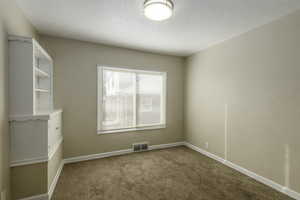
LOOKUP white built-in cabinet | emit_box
[9,35,53,116]
[8,36,63,167]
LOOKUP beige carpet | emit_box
[52,147,294,200]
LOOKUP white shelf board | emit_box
[35,88,49,93]
[35,68,50,78]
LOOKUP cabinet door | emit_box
[10,120,48,165]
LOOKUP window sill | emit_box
[97,124,166,135]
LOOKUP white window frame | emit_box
[97,65,167,134]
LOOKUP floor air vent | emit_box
[133,142,149,152]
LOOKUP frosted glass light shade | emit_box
[144,0,174,21]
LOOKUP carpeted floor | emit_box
[52,146,294,200]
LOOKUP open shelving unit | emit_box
[33,38,53,115]
[9,35,54,116]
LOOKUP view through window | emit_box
[98,67,166,133]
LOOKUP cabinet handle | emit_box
[56,127,60,130]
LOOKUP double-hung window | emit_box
[97,66,166,134]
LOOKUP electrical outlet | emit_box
[205,142,209,149]
[1,190,6,200]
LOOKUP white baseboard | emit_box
[64,141,185,164]
[48,161,64,199]
[148,142,185,150]
[64,149,133,164]
[185,142,226,164]
[184,142,300,200]
[285,188,300,200]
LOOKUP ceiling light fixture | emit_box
[144,0,174,21]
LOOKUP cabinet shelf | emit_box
[35,88,49,93]
[35,67,50,78]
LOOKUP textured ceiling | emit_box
[17,0,300,56]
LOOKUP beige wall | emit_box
[0,0,37,199]
[185,10,300,193]
[39,35,185,158]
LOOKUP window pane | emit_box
[137,73,163,126]
[102,70,135,130]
